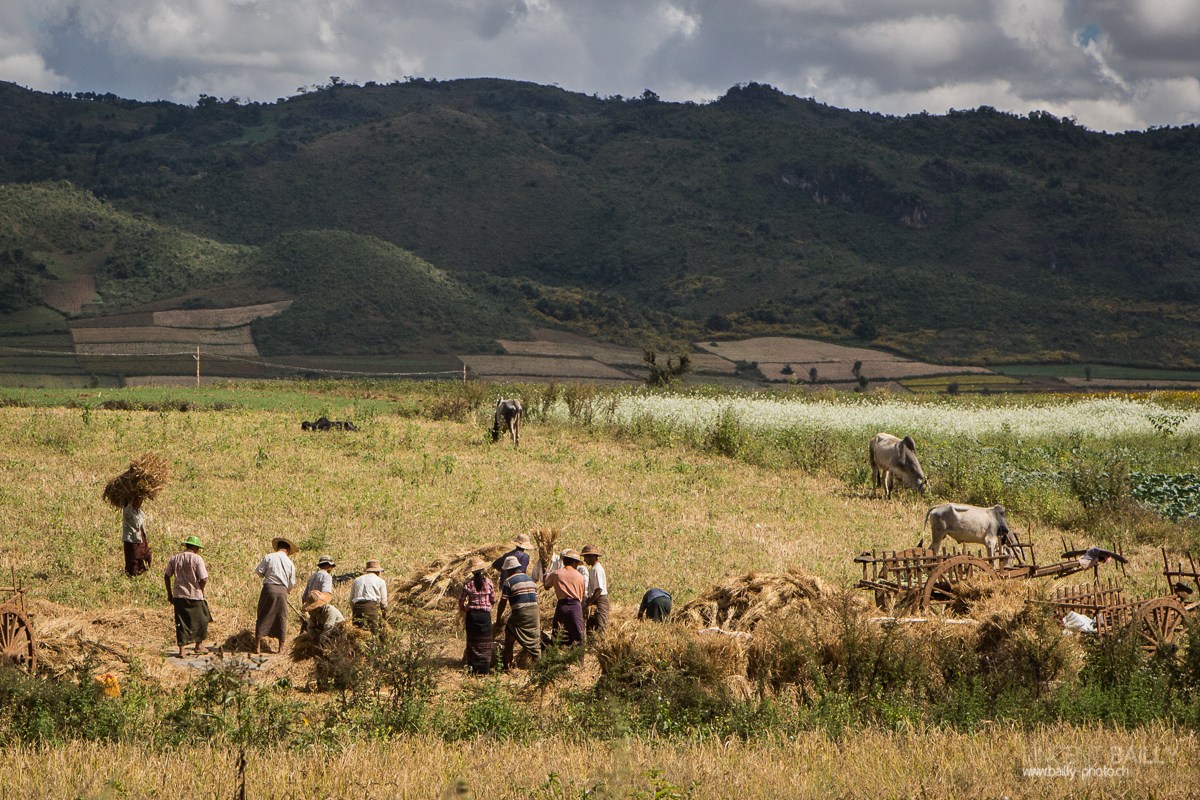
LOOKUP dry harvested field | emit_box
[151,301,292,329]
[41,273,99,314]
[697,337,913,363]
[0,385,1198,798]
[73,341,259,356]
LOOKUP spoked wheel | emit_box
[0,604,37,673]
[1133,597,1188,657]
[921,556,999,613]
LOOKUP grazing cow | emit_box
[923,502,1018,563]
[491,399,522,445]
[869,432,927,498]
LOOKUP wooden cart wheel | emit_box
[0,603,36,674]
[921,556,999,612]
[1133,597,1188,657]
[878,548,934,610]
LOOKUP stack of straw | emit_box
[102,453,171,508]
[675,567,837,631]
[290,622,372,662]
[395,542,510,609]
[531,527,560,575]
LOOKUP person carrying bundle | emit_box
[253,537,296,655]
[104,453,169,578]
[164,535,210,657]
[544,548,587,647]
[122,498,152,577]
[459,557,497,675]
[495,555,540,670]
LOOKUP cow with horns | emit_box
[491,399,522,446]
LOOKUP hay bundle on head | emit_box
[395,542,510,610]
[103,453,171,508]
[676,567,838,632]
[531,527,560,575]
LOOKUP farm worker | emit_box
[494,555,540,670]
[163,535,210,658]
[122,497,152,577]
[349,560,388,632]
[459,557,498,675]
[581,545,610,635]
[253,537,296,655]
[490,533,533,573]
[544,549,586,647]
[304,555,336,597]
[638,588,672,622]
[302,590,345,633]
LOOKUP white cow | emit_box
[923,502,1017,563]
[869,433,927,498]
[491,398,522,446]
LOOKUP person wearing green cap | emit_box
[164,536,211,658]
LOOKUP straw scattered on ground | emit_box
[675,567,839,631]
[102,452,170,509]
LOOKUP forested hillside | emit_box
[3,77,1200,364]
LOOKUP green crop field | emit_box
[999,364,1200,382]
[0,381,1198,797]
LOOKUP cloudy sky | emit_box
[4,0,1200,132]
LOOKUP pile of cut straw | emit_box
[395,542,510,609]
[102,453,171,508]
[531,527,561,575]
[290,622,372,662]
[675,567,837,631]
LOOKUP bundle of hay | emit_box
[221,629,258,653]
[103,453,171,508]
[395,542,510,610]
[592,621,747,681]
[290,622,371,662]
[676,567,838,631]
[531,527,561,575]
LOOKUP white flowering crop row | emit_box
[559,395,1200,440]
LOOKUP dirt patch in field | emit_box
[70,326,254,345]
[460,355,635,380]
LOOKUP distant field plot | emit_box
[902,375,1030,393]
[70,326,254,345]
[461,354,636,379]
[40,273,100,314]
[152,301,292,329]
[74,342,259,356]
[75,355,268,376]
[0,307,69,335]
[0,373,117,388]
[697,336,909,363]
[268,354,462,376]
[497,337,645,367]
[762,360,992,382]
[689,352,738,374]
[1062,377,1200,389]
[0,334,73,351]
[0,356,82,374]
[1000,364,1200,381]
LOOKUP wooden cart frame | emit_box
[0,568,36,673]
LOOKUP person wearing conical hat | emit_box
[253,537,296,655]
[459,556,497,675]
[349,560,388,632]
[164,536,210,658]
[301,590,345,633]
[581,544,610,636]
[544,548,586,647]
[490,533,533,573]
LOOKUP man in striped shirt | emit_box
[495,555,541,669]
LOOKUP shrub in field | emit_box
[0,661,131,743]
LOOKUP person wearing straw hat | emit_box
[581,544,610,635]
[164,536,210,658]
[253,537,297,655]
[544,548,587,647]
[458,556,497,675]
[349,560,388,632]
[490,533,533,574]
[304,555,337,599]
[302,590,345,633]
[495,555,540,670]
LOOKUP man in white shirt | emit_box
[349,559,387,632]
[581,544,609,635]
[253,537,296,655]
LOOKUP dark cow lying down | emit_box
[301,416,359,432]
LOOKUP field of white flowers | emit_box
[586,395,1199,440]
